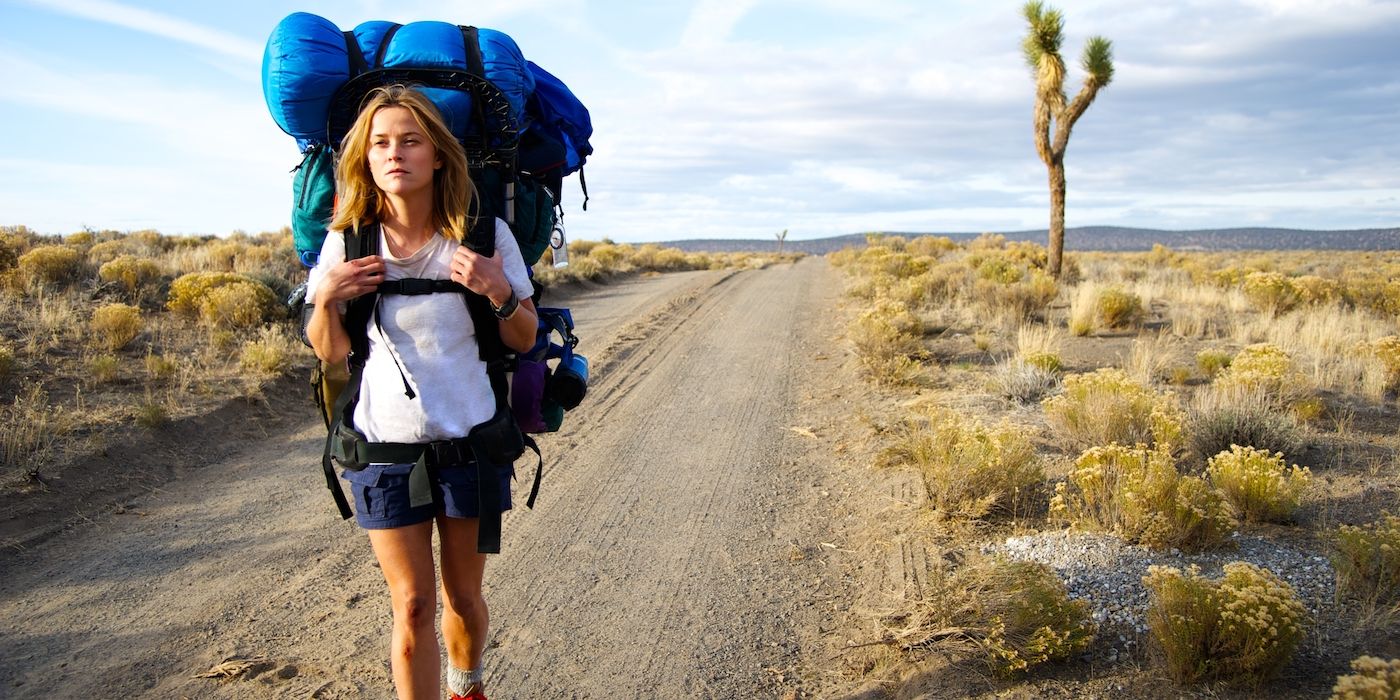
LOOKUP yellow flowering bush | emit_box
[1042,368,1184,451]
[1143,562,1308,685]
[1332,513,1400,610]
[1052,443,1234,551]
[1331,656,1400,700]
[17,245,84,288]
[166,271,278,330]
[89,303,143,351]
[1215,343,1304,399]
[1206,445,1310,523]
[1292,274,1342,306]
[879,409,1042,519]
[1094,286,1144,329]
[1242,271,1300,313]
[98,255,161,294]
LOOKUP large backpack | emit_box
[262,13,592,552]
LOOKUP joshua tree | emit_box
[1022,1,1113,278]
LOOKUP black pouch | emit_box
[465,406,525,465]
[330,422,369,470]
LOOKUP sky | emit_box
[1,0,1398,243]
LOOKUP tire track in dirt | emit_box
[486,258,828,698]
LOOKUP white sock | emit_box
[447,664,483,696]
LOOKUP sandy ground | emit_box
[0,258,867,699]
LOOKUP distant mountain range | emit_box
[657,226,1400,254]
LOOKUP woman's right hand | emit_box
[321,255,386,305]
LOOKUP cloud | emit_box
[19,0,263,63]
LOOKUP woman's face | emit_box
[367,106,441,199]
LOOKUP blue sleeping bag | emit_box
[262,12,593,265]
[261,13,534,150]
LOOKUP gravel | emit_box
[985,529,1337,660]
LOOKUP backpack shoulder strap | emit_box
[320,222,381,520]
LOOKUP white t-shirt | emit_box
[306,219,534,443]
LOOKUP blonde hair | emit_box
[329,84,476,241]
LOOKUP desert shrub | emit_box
[1052,443,1234,551]
[0,341,13,381]
[851,300,923,385]
[630,243,689,272]
[144,352,179,381]
[1332,513,1400,611]
[1343,275,1400,316]
[1143,562,1308,685]
[992,358,1060,404]
[1292,275,1342,306]
[1364,335,1400,392]
[1068,284,1097,336]
[1215,343,1305,400]
[89,303,143,351]
[1016,324,1062,370]
[1042,369,1184,452]
[1094,286,1144,330]
[889,554,1094,676]
[1206,445,1310,523]
[584,242,633,272]
[0,230,32,272]
[87,239,132,265]
[88,353,121,383]
[1242,271,1299,314]
[97,255,161,295]
[1196,348,1233,378]
[905,235,957,258]
[238,327,294,376]
[135,398,168,428]
[878,409,1042,519]
[1331,656,1400,699]
[976,255,1024,284]
[1185,386,1302,465]
[167,272,278,330]
[17,245,84,288]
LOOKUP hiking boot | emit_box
[448,692,487,700]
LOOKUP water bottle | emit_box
[551,223,569,269]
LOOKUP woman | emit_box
[306,84,537,700]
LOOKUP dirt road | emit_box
[0,257,858,699]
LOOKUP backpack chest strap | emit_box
[378,278,467,296]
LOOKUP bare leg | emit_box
[367,521,440,700]
[438,515,489,692]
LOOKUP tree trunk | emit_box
[1047,160,1067,278]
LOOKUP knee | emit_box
[443,586,485,618]
[395,593,436,630]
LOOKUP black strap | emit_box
[378,278,467,296]
[343,31,368,76]
[459,26,484,78]
[578,166,589,211]
[373,24,403,69]
[321,224,379,520]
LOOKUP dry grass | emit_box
[1332,513,1400,618]
[884,553,1094,677]
[1042,368,1184,452]
[878,408,1043,520]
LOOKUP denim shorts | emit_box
[342,461,514,530]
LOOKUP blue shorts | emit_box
[342,461,514,530]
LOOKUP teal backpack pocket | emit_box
[292,144,336,267]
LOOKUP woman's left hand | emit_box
[450,245,512,307]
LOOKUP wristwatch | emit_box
[492,290,519,320]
